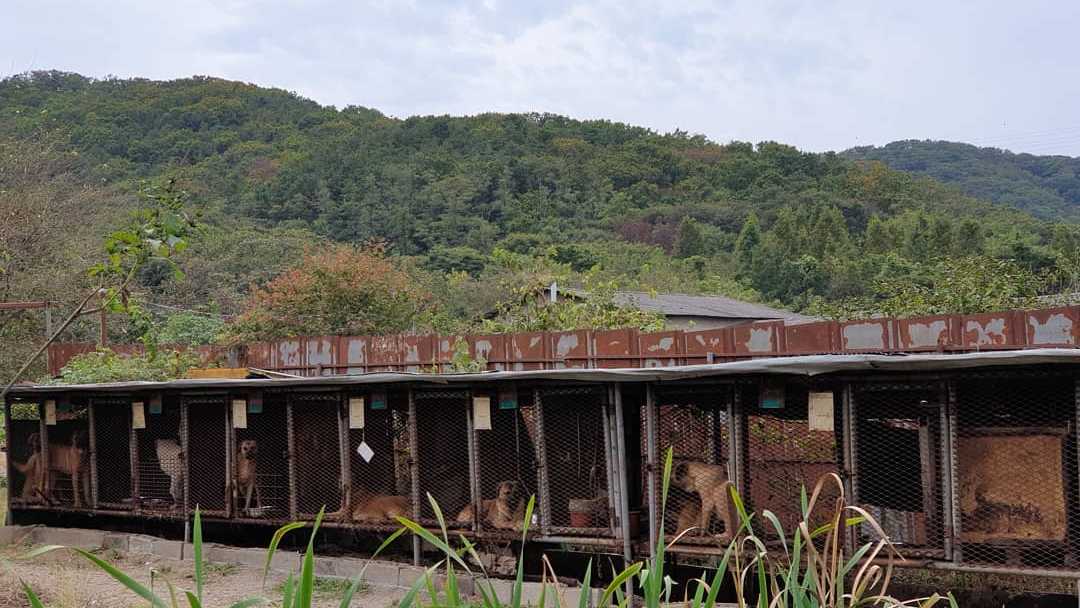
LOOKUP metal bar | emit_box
[225,396,234,519]
[644,384,658,559]
[3,399,11,524]
[286,398,299,521]
[1075,378,1080,570]
[600,396,617,536]
[841,383,857,554]
[612,384,634,600]
[88,399,99,509]
[337,391,350,521]
[181,399,190,519]
[465,391,482,535]
[408,388,421,566]
[534,388,552,536]
[130,400,140,515]
[39,401,49,504]
[731,386,748,497]
[942,381,959,562]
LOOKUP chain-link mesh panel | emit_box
[646,386,733,543]
[136,397,184,514]
[186,398,228,515]
[414,390,472,529]
[853,384,945,556]
[7,401,43,506]
[344,390,411,530]
[954,375,1078,570]
[291,393,343,518]
[538,387,612,535]
[743,384,841,537]
[91,398,133,509]
[234,394,290,521]
[472,388,538,537]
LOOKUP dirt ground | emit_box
[0,537,408,608]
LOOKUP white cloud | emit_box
[4,0,1080,155]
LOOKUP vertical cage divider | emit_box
[224,396,234,519]
[943,380,959,563]
[600,396,617,535]
[130,401,141,515]
[337,391,351,522]
[38,401,49,502]
[644,384,658,558]
[1075,378,1080,568]
[466,389,482,535]
[730,386,747,497]
[181,398,190,518]
[841,383,858,554]
[407,388,421,565]
[612,384,634,590]
[88,398,100,509]
[533,388,552,536]
[3,400,11,523]
[286,396,298,521]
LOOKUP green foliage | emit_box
[157,313,226,346]
[482,277,666,333]
[50,348,202,384]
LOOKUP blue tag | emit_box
[149,402,163,415]
[247,402,263,414]
[370,391,387,410]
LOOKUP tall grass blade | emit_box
[227,599,266,608]
[577,560,593,608]
[20,580,46,608]
[395,516,472,573]
[281,573,295,608]
[71,547,169,608]
[193,507,204,604]
[597,561,642,608]
[511,495,537,608]
[398,563,445,608]
[297,507,327,608]
[262,522,307,588]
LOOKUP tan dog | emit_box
[12,433,46,502]
[671,460,735,537]
[455,481,523,529]
[236,439,261,511]
[347,487,409,522]
[17,430,92,507]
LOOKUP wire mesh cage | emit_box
[185,396,229,516]
[135,396,184,515]
[234,393,290,521]
[742,383,841,537]
[645,384,734,544]
[290,392,344,518]
[471,386,538,537]
[852,383,946,556]
[343,389,411,530]
[91,398,133,510]
[414,389,472,529]
[953,373,1079,570]
[6,400,44,506]
[537,386,613,535]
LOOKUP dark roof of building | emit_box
[545,286,816,322]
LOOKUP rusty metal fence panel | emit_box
[536,386,614,536]
[472,387,539,537]
[344,389,412,530]
[643,385,735,544]
[851,383,947,557]
[413,389,472,529]
[91,397,133,510]
[952,374,1079,570]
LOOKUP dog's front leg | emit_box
[244,479,254,511]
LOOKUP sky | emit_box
[5,1,1080,157]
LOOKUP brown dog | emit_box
[236,439,261,511]
[18,430,91,507]
[346,487,409,522]
[12,433,46,502]
[671,460,735,537]
[455,481,523,529]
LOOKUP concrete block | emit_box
[314,557,338,577]
[35,527,105,549]
[129,534,156,555]
[358,561,400,588]
[152,539,185,560]
[103,533,129,551]
[397,564,428,588]
[0,526,33,546]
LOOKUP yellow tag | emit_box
[473,396,492,431]
[809,392,835,432]
[232,399,248,429]
[132,402,146,430]
[349,397,365,429]
[45,400,56,425]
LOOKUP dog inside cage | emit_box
[92,399,133,509]
[854,385,943,552]
[291,393,343,517]
[41,401,92,509]
[344,390,411,526]
[136,397,184,513]
[186,399,229,515]
[415,390,472,528]
[234,394,289,519]
[954,376,1077,569]
[7,401,44,505]
[649,387,733,540]
[469,388,537,534]
[539,387,611,532]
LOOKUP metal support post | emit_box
[408,389,421,565]
[644,384,658,559]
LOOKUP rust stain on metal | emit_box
[899,319,949,349]
[841,321,888,351]
[1027,312,1074,345]
[964,316,1008,347]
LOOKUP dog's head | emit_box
[239,439,259,459]
[496,481,518,501]
[671,461,693,491]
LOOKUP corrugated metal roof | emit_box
[10,348,1080,397]
[611,291,817,322]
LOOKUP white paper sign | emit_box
[45,400,56,426]
[232,399,248,429]
[132,401,146,430]
[357,441,375,463]
[473,396,492,430]
[808,392,835,432]
[349,397,365,429]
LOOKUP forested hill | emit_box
[844,140,1080,221]
[2,71,1078,327]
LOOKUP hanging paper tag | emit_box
[149,401,163,415]
[232,399,248,429]
[45,400,57,425]
[808,392,835,432]
[349,397,365,429]
[498,386,518,410]
[473,396,492,430]
[357,441,375,463]
[132,401,146,430]
[370,391,387,410]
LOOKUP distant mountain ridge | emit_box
[843,140,1080,221]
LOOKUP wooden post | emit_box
[88,399,99,509]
